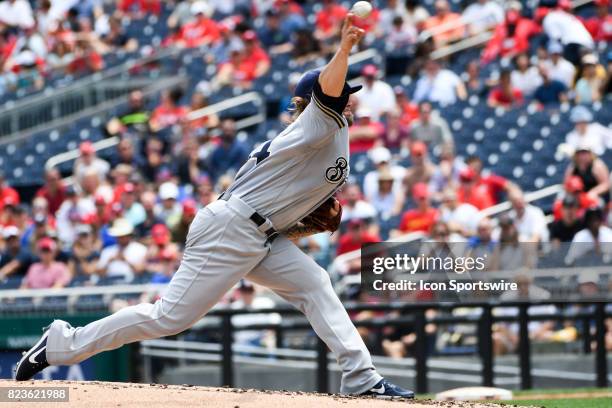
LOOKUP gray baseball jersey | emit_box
[40,80,382,395]
[225,81,350,231]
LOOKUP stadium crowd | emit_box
[0,0,611,356]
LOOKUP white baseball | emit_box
[351,1,373,18]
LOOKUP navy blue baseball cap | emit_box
[294,70,362,99]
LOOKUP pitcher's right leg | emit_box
[16,201,268,380]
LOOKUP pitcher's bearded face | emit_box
[343,101,354,126]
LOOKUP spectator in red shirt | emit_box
[178,2,220,48]
[146,224,180,278]
[422,0,465,46]
[36,168,66,215]
[21,238,70,289]
[466,156,517,204]
[241,30,271,79]
[395,183,439,234]
[488,69,524,109]
[0,172,20,215]
[394,86,420,127]
[214,42,259,89]
[67,40,104,75]
[581,0,612,42]
[349,107,384,154]
[552,175,599,221]
[337,218,381,256]
[482,3,540,64]
[150,87,188,132]
[119,0,161,16]
[456,167,494,210]
[315,0,347,41]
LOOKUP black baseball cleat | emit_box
[360,378,415,399]
[14,328,50,381]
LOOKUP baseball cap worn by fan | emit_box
[547,42,563,55]
[570,105,593,123]
[151,224,170,245]
[378,168,394,182]
[411,141,427,156]
[459,167,476,182]
[38,237,56,251]
[182,199,198,217]
[362,64,378,78]
[369,146,391,164]
[159,182,179,201]
[80,141,95,155]
[565,175,584,193]
[108,218,134,237]
[293,70,362,100]
[2,226,20,239]
[412,182,429,200]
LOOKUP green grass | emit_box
[417,388,612,407]
[497,397,612,408]
[512,387,609,397]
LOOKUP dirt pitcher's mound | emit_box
[0,380,503,408]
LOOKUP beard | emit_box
[343,110,354,126]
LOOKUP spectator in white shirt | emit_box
[73,141,110,185]
[429,144,466,201]
[404,0,430,28]
[511,53,542,96]
[565,106,612,156]
[413,59,467,106]
[355,64,396,121]
[97,218,147,283]
[387,15,417,50]
[154,182,182,224]
[462,0,504,34]
[565,207,612,265]
[231,280,281,347]
[367,168,405,219]
[508,189,549,243]
[379,0,407,29]
[494,275,556,354]
[340,184,377,222]
[0,0,34,29]
[55,186,96,247]
[439,188,480,237]
[543,5,594,66]
[363,146,406,200]
[575,53,604,104]
[543,42,576,88]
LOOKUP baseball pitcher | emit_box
[15,14,413,398]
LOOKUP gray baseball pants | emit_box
[46,196,381,394]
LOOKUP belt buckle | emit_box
[265,230,279,245]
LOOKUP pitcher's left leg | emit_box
[246,236,381,395]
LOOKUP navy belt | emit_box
[249,212,279,244]
[221,194,279,244]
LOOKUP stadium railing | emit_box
[44,90,266,178]
[0,47,183,142]
[136,299,610,394]
[330,183,564,286]
[3,271,609,393]
[43,46,380,176]
[424,0,595,61]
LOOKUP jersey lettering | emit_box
[325,157,348,184]
[251,140,272,164]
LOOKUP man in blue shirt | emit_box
[209,119,249,181]
[534,64,568,106]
